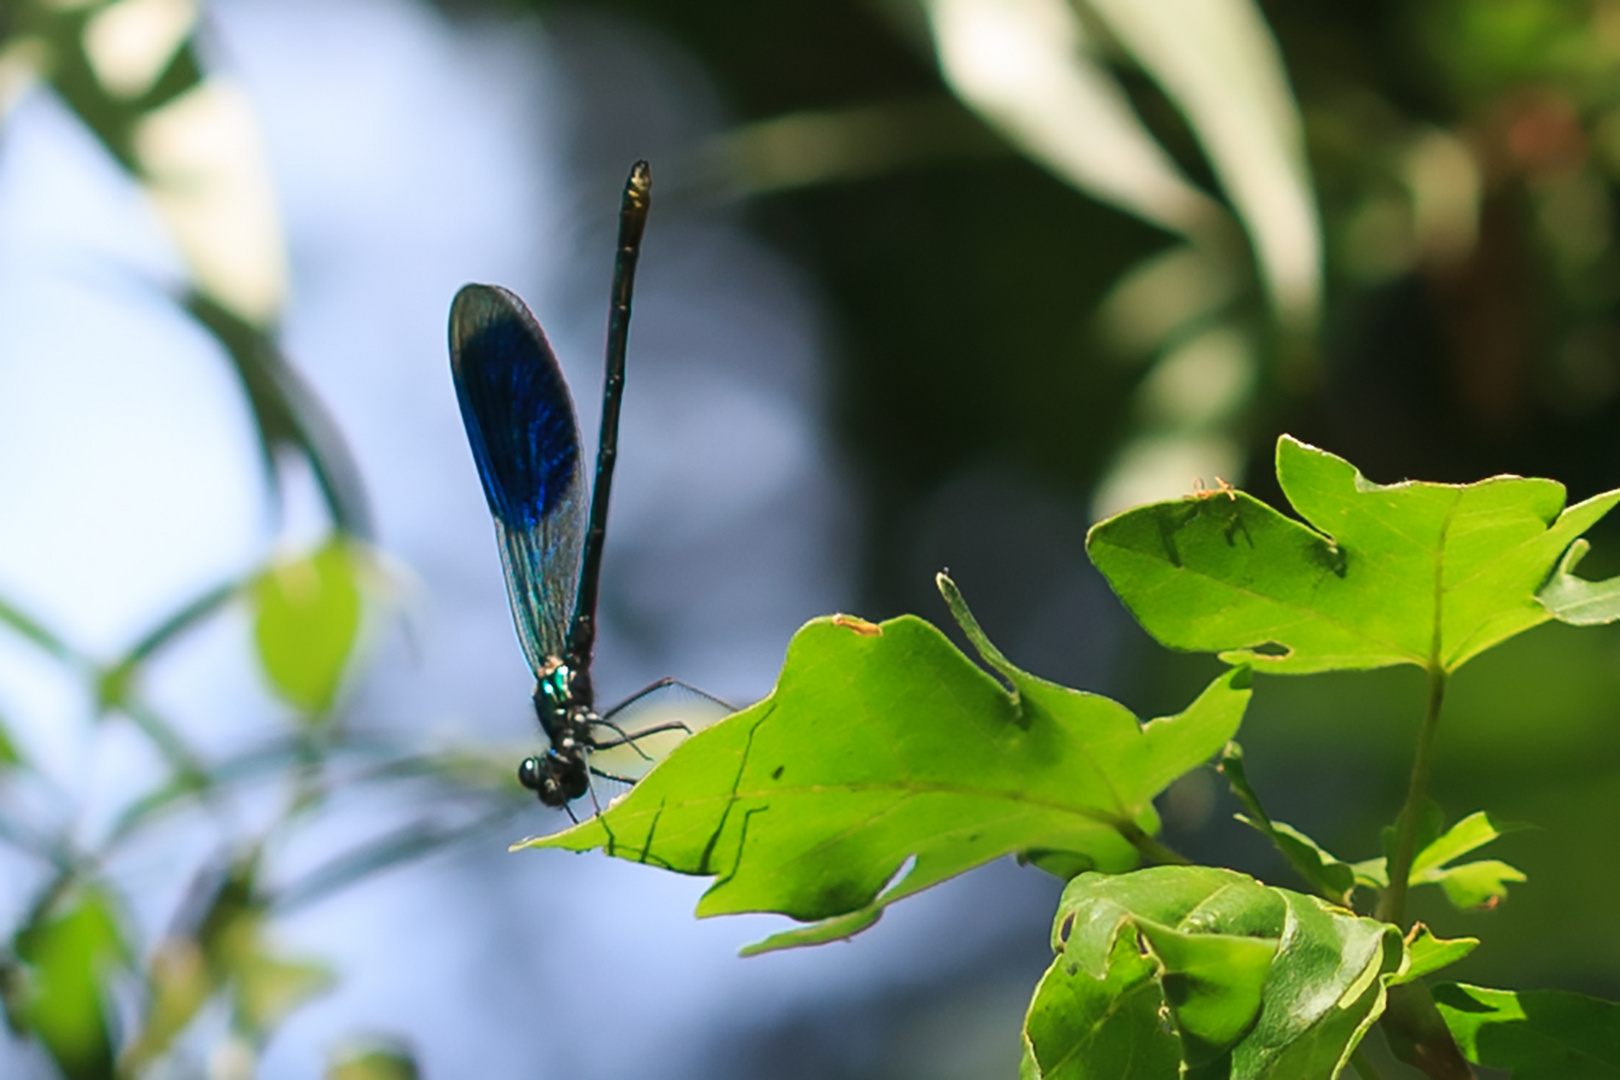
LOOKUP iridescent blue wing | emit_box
[449,284,587,675]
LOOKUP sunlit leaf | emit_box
[13,890,129,1080]
[252,538,366,717]
[1435,983,1620,1078]
[1030,866,1402,1079]
[528,585,1251,952]
[1393,925,1478,986]
[1087,435,1620,675]
[1355,809,1528,909]
[1023,925,1181,1079]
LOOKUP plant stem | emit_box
[1378,665,1447,925]
[1119,821,1192,866]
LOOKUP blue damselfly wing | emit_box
[585,680,734,789]
[450,161,728,808]
[449,284,587,676]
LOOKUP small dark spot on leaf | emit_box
[832,615,881,636]
[771,765,784,780]
[1249,641,1291,658]
[1057,912,1075,944]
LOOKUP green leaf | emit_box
[1355,809,1528,909]
[1218,742,1361,903]
[13,890,128,1080]
[1429,859,1526,910]
[526,596,1251,952]
[252,538,365,716]
[0,711,21,769]
[1394,925,1478,986]
[1040,866,1403,1078]
[1023,925,1182,1080]
[1434,983,1620,1078]
[1086,435,1620,674]
[1538,539,1620,625]
[327,1041,421,1080]
[1409,810,1530,876]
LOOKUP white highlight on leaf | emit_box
[133,78,288,323]
[1086,0,1320,329]
[923,0,1221,239]
[82,0,199,99]
[1138,325,1255,429]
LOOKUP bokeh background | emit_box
[3,0,1620,1077]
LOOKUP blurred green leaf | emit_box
[326,1040,421,1080]
[1087,435,1620,675]
[252,538,365,717]
[13,889,128,1080]
[1434,982,1620,1078]
[0,711,20,769]
[1218,742,1363,904]
[528,585,1251,952]
[1034,866,1402,1078]
[122,939,213,1073]
[1083,0,1320,328]
[1394,925,1478,986]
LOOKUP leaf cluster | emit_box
[542,436,1620,1079]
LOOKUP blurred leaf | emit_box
[922,0,1224,238]
[326,1040,421,1080]
[1,6,369,534]
[1034,866,1402,1078]
[1395,925,1478,986]
[1087,435,1620,674]
[0,591,79,666]
[1218,743,1362,904]
[98,579,241,712]
[1084,0,1320,328]
[528,582,1251,952]
[121,939,213,1073]
[184,292,372,534]
[1435,983,1620,1078]
[13,889,128,1080]
[252,538,365,717]
[234,949,333,1033]
[1023,922,1182,1079]
[0,710,20,769]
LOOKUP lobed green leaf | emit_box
[525,603,1251,951]
[1086,435,1620,675]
